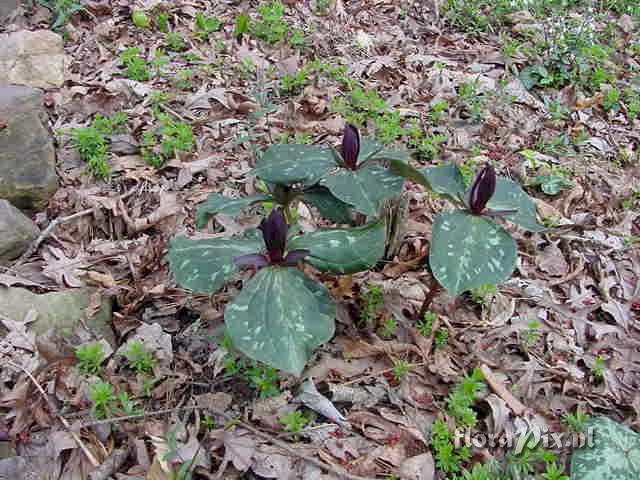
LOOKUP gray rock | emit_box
[0,0,20,20]
[0,84,57,210]
[0,287,115,346]
[0,30,64,89]
[0,200,39,264]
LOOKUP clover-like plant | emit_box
[250,125,413,216]
[169,208,385,374]
[421,162,544,296]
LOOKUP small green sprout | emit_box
[562,407,590,433]
[391,358,411,381]
[417,311,436,336]
[89,381,117,419]
[279,410,309,433]
[75,343,105,375]
[380,317,398,338]
[123,340,156,375]
[434,328,449,348]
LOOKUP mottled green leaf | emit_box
[429,211,517,296]
[168,234,262,293]
[571,417,640,480]
[322,165,404,216]
[225,267,335,375]
[289,221,385,274]
[487,178,544,232]
[302,186,352,224]
[358,138,385,164]
[251,144,336,185]
[423,163,466,200]
[196,193,271,229]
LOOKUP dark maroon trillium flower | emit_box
[465,164,516,217]
[233,208,309,269]
[466,163,496,215]
[341,124,360,170]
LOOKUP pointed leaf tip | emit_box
[342,124,360,170]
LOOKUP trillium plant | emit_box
[169,123,543,374]
[170,207,385,375]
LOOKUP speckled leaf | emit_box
[225,267,335,375]
[302,186,352,224]
[322,166,404,216]
[251,144,336,185]
[423,163,466,200]
[429,211,517,296]
[196,194,271,229]
[169,235,262,293]
[288,221,385,274]
[487,178,544,232]
[357,138,385,164]
[571,417,640,480]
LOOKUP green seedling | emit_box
[417,311,436,336]
[194,12,222,40]
[246,363,281,398]
[123,340,156,375]
[89,381,118,419]
[470,283,497,305]
[120,47,150,82]
[391,358,411,381]
[252,1,290,43]
[234,12,250,38]
[156,11,169,32]
[165,32,186,51]
[75,343,105,375]
[445,367,485,427]
[562,407,590,433]
[434,328,449,348]
[279,410,309,433]
[591,355,606,382]
[431,418,471,473]
[202,416,216,430]
[380,317,398,338]
[361,284,384,323]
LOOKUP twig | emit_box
[13,208,95,266]
[12,189,136,267]
[341,362,426,387]
[74,406,200,429]
[480,364,528,416]
[6,361,100,467]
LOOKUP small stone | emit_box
[0,287,115,346]
[0,84,57,210]
[0,30,65,89]
[0,200,39,264]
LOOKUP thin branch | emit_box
[6,361,100,467]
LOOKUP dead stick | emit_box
[13,208,95,266]
[7,361,100,467]
[480,364,527,416]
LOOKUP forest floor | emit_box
[1,1,640,479]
